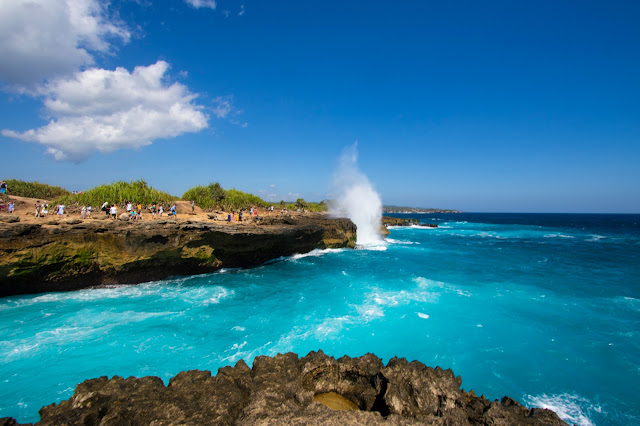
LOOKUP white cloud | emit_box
[2,61,208,161]
[184,0,216,9]
[0,0,130,90]
[212,96,234,119]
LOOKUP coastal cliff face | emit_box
[9,351,566,425]
[0,216,356,297]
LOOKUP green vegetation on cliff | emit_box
[182,183,269,211]
[182,184,327,212]
[55,180,176,208]
[3,179,70,199]
[3,177,330,213]
[276,198,329,213]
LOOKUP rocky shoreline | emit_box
[0,351,566,425]
[0,215,356,297]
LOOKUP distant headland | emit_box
[383,205,462,214]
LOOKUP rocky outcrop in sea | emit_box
[0,216,356,297]
[1,351,566,425]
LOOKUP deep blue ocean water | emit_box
[1,213,639,425]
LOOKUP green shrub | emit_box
[54,180,176,209]
[221,189,268,211]
[306,201,329,212]
[4,179,70,199]
[182,183,225,210]
[182,183,269,211]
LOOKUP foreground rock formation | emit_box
[0,216,356,297]
[1,351,566,425]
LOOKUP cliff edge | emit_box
[1,350,566,425]
[0,216,356,297]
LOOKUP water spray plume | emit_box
[330,143,384,246]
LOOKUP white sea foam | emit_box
[617,296,640,312]
[411,276,472,298]
[314,316,351,339]
[356,242,387,251]
[290,248,346,260]
[386,238,420,245]
[586,234,606,242]
[370,288,435,306]
[228,341,247,351]
[413,276,444,289]
[356,304,385,319]
[203,287,235,305]
[330,143,384,246]
[417,312,429,319]
[544,234,575,239]
[524,393,599,426]
[231,326,246,332]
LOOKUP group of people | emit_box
[34,201,66,217]
[80,205,92,219]
[226,207,260,223]
[100,201,177,221]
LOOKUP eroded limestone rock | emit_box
[0,217,356,297]
[10,351,567,426]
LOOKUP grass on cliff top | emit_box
[3,177,330,212]
[3,179,70,200]
[55,180,176,208]
[182,183,329,212]
[182,183,269,211]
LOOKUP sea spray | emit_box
[330,143,383,246]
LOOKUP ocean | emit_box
[1,213,638,425]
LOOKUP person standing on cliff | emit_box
[8,201,14,214]
[35,201,41,217]
[110,204,117,220]
[191,201,195,212]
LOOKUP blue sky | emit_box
[1,1,639,212]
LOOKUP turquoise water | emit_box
[1,213,639,425]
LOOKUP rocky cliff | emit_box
[0,216,356,297]
[2,351,566,425]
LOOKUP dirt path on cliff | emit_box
[1,194,325,226]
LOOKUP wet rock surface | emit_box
[0,216,356,297]
[8,351,566,425]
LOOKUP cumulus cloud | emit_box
[2,61,208,161]
[184,0,217,9]
[0,0,130,90]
